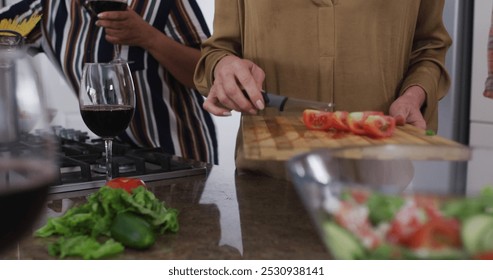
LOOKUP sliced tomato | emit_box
[413,195,442,221]
[105,177,146,193]
[347,111,384,135]
[302,109,333,131]
[362,115,396,138]
[386,197,461,250]
[403,217,461,250]
[329,111,350,132]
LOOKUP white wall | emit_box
[199,0,214,31]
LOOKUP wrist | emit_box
[403,85,426,107]
[140,26,163,50]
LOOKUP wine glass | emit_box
[83,0,129,62]
[0,46,58,253]
[79,62,135,182]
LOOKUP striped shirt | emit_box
[0,0,218,164]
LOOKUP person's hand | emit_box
[389,85,427,130]
[203,55,265,116]
[96,9,154,48]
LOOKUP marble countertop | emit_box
[0,163,330,260]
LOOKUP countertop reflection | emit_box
[0,163,329,260]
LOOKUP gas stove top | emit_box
[49,127,208,193]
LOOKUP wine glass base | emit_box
[92,158,136,174]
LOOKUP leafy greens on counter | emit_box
[35,186,178,259]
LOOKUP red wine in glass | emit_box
[0,49,58,253]
[0,162,56,253]
[79,62,136,181]
[80,105,134,138]
[85,0,128,15]
[84,0,128,61]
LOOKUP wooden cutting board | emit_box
[242,114,471,161]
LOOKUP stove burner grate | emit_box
[49,127,208,193]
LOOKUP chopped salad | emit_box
[320,186,493,259]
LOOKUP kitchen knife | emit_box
[243,90,335,112]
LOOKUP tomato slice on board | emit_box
[347,111,384,135]
[302,109,333,131]
[329,111,351,132]
[105,177,147,193]
[362,115,396,138]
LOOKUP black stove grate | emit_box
[49,127,208,193]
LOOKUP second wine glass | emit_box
[84,0,129,62]
[79,61,135,181]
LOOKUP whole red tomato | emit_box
[105,177,146,193]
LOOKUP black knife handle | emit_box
[242,89,288,111]
[263,92,288,111]
[242,89,269,105]
[260,91,270,104]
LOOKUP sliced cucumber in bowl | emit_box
[461,214,493,255]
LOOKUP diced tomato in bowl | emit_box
[286,144,478,260]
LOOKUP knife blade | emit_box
[261,91,334,112]
[242,89,334,112]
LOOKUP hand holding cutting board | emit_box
[389,86,427,130]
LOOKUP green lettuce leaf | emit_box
[48,236,124,260]
[366,193,405,225]
[35,185,178,259]
[442,185,493,221]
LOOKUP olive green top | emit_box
[194,0,452,176]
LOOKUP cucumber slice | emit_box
[461,214,493,255]
[480,227,493,252]
[322,221,365,260]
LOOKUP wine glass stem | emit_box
[113,44,122,62]
[104,138,113,181]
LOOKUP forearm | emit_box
[399,0,451,129]
[142,28,200,89]
[193,0,243,95]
